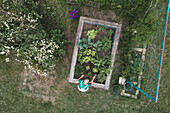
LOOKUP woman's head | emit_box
[84,79,89,84]
[83,77,90,84]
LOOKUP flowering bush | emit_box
[0,0,67,76]
[0,0,40,55]
[69,9,79,20]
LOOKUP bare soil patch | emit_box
[20,68,68,105]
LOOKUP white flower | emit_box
[134,30,137,34]
[10,33,12,36]
[5,58,9,62]
[0,51,5,55]
[56,45,59,49]
[28,64,31,69]
[4,46,10,49]
[6,50,10,53]
[25,60,28,64]
[37,71,40,75]
[47,50,52,53]
[10,46,14,49]
[43,73,47,77]
[4,22,9,29]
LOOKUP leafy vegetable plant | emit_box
[77,38,93,50]
[101,36,112,51]
[87,29,98,39]
[92,67,98,73]
[76,25,114,83]
[86,66,90,70]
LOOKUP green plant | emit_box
[78,55,92,64]
[129,51,143,81]
[97,24,107,32]
[0,0,67,76]
[75,64,84,75]
[101,36,112,51]
[93,40,102,51]
[77,28,102,51]
[130,14,158,46]
[92,67,98,73]
[122,50,143,81]
[88,72,92,76]
[92,55,111,68]
[84,48,96,56]
[87,29,98,39]
[77,26,113,82]
[92,54,112,83]
[86,66,90,70]
[97,73,106,83]
[77,38,93,50]
[78,48,97,64]
[108,29,114,36]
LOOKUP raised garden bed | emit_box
[120,47,146,99]
[68,16,121,90]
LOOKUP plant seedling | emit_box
[93,67,98,73]
[86,66,90,70]
[87,29,98,39]
[108,29,114,36]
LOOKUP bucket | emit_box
[124,82,133,92]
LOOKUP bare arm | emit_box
[90,74,97,85]
[76,75,84,83]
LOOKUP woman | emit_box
[76,74,96,92]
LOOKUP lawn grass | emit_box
[0,1,169,113]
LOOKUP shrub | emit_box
[0,0,67,76]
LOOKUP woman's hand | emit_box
[93,74,97,78]
[76,75,84,83]
[76,79,79,83]
[91,74,97,84]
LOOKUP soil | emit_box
[74,22,115,84]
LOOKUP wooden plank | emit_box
[68,18,84,82]
[81,16,120,27]
[68,16,122,90]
